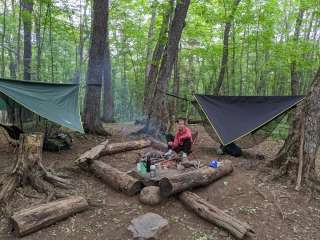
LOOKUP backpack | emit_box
[221,142,242,157]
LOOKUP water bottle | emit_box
[150,165,156,178]
[209,160,218,168]
[137,161,147,176]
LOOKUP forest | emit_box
[0,0,318,122]
[0,0,320,239]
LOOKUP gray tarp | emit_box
[194,95,304,145]
[0,78,84,133]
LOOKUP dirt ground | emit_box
[0,123,320,240]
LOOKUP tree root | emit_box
[0,167,73,209]
[0,133,75,213]
[0,175,20,203]
[84,122,111,136]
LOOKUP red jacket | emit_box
[173,127,193,149]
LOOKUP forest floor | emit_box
[0,123,320,240]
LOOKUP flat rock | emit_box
[128,213,169,240]
[139,186,162,206]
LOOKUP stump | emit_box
[89,160,143,196]
[11,196,88,237]
[179,191,254,239]
[0,133,72,205]
[159,160,233,197]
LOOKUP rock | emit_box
[139,186,162,206]
[128,213,169,240]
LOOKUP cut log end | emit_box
[158,178,172,198]
[127,181,144,196]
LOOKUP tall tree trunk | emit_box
[254,13,260,94]
[145,0,191,137]
[271,68,320,189]
[256,50,269,96]
[16,0,22,78]
[239,27,246,96]
[22,0,33,81]
[281,8,306,154]
[49,4,54,82]
[35,1,42,82]
[168,50,180,132]
[102,0,113,123]
[143,1,173,115]
[74,0,88,84]
[1,0,7,77]
[214,0,241,95]
[83,0,109,135]
[291,8,305,95]
[121,31,129,121]
[231,24,236,95]
[144,1,157,96]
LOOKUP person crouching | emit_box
[164,118,193,161]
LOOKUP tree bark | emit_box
[83,0,109,134]
[88,160,143,196]
[278,8,306,164]
[49,3,54,82]
[102,0,113,123]
[11,196,88,237]
[143,1,173,115]
[22,0,33,81]
[16,0,22,78]
[144,1,157,92]
[272,68,320,187]
[159,160,233,197]
[1,0,7,77]
[146,0,191,137]
[214,0,241,95]
[179,191,254,239]
[291,8,305,95]
[168,50,180,131]
[73,0,88,84]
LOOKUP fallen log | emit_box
[89,160,143,196]
[11,196,88,237]
[148,137,167,152]
[76,139,151,165]
[104,139,151,154]
[159,160,233,197]
[76,139,110,164]
[179,191,254,239]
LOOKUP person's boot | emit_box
[181,152,189,162]
[164,149,174,159]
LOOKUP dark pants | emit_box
[166,134,192,154]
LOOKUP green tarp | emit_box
[0,97,5,110]
[0,78,84,133]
